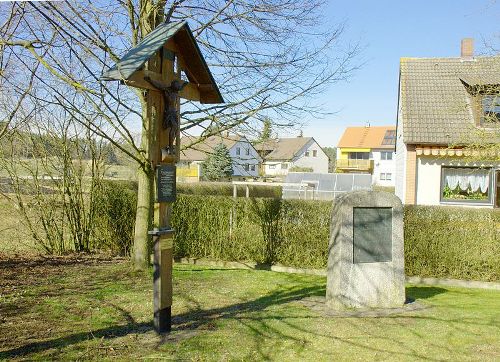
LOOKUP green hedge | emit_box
[171,195,500,281]
[404,206,499,281]
[171,195,330,268]
[91,184,500,281]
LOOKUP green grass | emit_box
[1,258,499,361]
[0,196,35,254]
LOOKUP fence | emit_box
[282,172,372,200]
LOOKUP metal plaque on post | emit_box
[353,207,392,263]
[157,164,176,203]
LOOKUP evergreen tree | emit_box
[323,147,337,173]
[201,143,233,181]
[260,118,272,141]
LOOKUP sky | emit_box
[298,0,500,148]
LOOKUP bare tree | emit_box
[0,1,359,268]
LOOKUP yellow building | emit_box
[336,125,396,186]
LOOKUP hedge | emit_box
[95,182,499,281]
[171,195,500,281]
[171,195,331,268]
[404,206,499,281]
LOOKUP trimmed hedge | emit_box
[91,183,499,281]
[171,195,330,268]
[172,195,500,281]
[404,206,499,281]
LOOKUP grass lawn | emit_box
[0,256,499,361]
[0,197,34,254]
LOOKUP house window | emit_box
[244,164,249,171]
[236,147,241,155]
[269,164,276,169]
[348,152,369,160]
[305,151,310,157]
[480,94,500,126]
[381,130,396,145]
[313,150,317,157]
[245,148,250,155]
[380,173,386,180]
[381,151,393,160]
[386,173,392,181]
[441,167,491,203]
[250,164,255,171]
[281,163,288,170]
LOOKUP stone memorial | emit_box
[326,190,405,309]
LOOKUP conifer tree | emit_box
[201,143,233,181]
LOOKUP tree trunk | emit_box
[132,91,156,269]
[133,160,154,269]
[131,0,166,269]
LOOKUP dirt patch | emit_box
[0,253,127,295]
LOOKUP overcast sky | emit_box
[298,0,500,148]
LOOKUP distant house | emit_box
[180,134,262,178]
[396,39,500,207]
[254,137,329,176]
[336,126,396,187]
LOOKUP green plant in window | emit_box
[443,185,453,199]
[442,185,488,200]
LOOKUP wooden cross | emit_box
[101,21,223,334]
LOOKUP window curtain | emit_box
[444,168,490,193]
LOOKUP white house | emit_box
[254,137,329,176]
[395,39,500,208]
[336,126,396,187]
[180,134,262,178]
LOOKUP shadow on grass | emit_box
[0,282,324,359]
[0,321,153,359]
[406,286,447,300]
[1,267,485,361]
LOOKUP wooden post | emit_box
[148,43,178,334]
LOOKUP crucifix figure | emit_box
[145,76,187,156]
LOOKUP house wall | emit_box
[292,141,329,173]
[395,92,407,203]
[415,156,497,207]
[336,148,371,160]
[262,139,329,176]
[177,162,201,183]
[371,149,396,187]
[263,161,289,176]
[230,139,261,177]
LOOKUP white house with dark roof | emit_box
[180,134,262,178]
[396,39,500,208]
[255,137,329,176]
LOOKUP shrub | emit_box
[289,166,313,172]
[93,180,137,255]
[84,188,500,281]
[171,195,499,281]
[404,206,499,281]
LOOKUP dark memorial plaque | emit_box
[353,207,392,263]
[157,164,176,202]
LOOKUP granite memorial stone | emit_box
[326,191,405,309]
